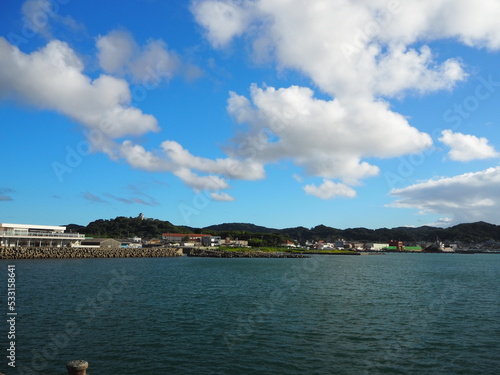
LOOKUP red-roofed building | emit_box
[162,233,211,243]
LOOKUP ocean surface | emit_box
[1,253,499,375]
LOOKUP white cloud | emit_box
[174,168,229,191]
[22,0,84,39]
[439,130,499,161]
[304,180,356,200]
[191,0,253,48]
[417,0,500,49]
[0,37,238,196]
[96,30,180,84]
[96,30,137,74]
[161,140,265,180]
[426,217,454,227]
[210,192,235,201]
[193,0,500,199]
[193,0,471,99]
[228,85,432,185]
[7,1,500,205]
[120,141,172,172]
[389,167,500,225]
[0,38,159,148]
[120,139,265,191]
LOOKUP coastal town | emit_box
[1,216,500,258]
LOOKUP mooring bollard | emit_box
[67,360,88,375]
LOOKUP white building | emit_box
[366,243,389,251]
[334,240,347,249]
[0,223,85,247]
[202,236,221,247]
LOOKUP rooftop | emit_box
[0,223,67,231]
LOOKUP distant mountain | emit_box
[280,222,500,243]
[203,222,279,233]
[444,221,500,242]
[66,217,500,244]
[208,221,500,243]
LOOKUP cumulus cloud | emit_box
[174,168,229,191]
[193,0,471,99]
[96,30,136,74]
[120,141,172,172]
[228,85,431,184]
[6,1,500,204]
[389,167,500,225]
[304,180,356,200]
[439,130,499,161]
[0,37,237,195]
[191,0,253,48]
[161,140,265,180]
[120,139,265,191]
[192,0,500,198]
[0,37,159,152]
[96,30,180,84]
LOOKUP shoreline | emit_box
[187,249,309,258]
[0,246,183,259]
[1,247,499,260]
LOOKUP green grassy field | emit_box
[218,246,356,254]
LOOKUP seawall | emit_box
[0,246,183,259]
[187,249,309,258]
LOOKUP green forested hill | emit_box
[66,217,500,244]
[206,221,500,243]
[66,216,194,239]
[203,222,279,233]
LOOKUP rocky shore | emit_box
[187,249,309,258]
[0,246,183,259]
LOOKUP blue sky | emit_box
[1,0,500,230]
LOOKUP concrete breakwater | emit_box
[187,249,309,258]
[0,246,183,259]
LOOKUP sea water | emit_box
[0,253,499,374]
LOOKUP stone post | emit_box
[67,360,88,375]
